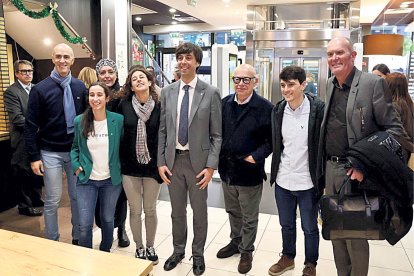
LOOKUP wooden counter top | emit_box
[0,229,152,276]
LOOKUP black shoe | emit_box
[117,224,130,247]
[216,241,240,258]
[163,253,185,271]
[32,199,44,207]
[72,239,79,245]
[18,207,42,217]
[193,256,205,276]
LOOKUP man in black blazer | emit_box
[4,60,43,217]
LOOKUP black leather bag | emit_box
[320,178,389,240]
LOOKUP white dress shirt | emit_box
[176,76,198,150]
[18,80,31,94]
[276,96,313,191]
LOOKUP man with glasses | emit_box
[217,63,273,274]
[4,60,44,217]
[25,44,87,243]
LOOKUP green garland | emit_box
[11,0,84,45]
[11,0,50,18]
[51,10,83,44]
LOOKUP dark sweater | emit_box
[118,97,162,183]
[218,92,273,186]
[25,76,87,162]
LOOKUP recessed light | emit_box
[135,17,142,21]
[382,22,389,26]
[401,4,409,8]
[169,8,176,13]
[43,38,52,46]
[326,7,333,11]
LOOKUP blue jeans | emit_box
[41,150,79,241]
[76,178,121,252]
[275,184,319,265]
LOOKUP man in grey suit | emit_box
[158,42,222,276]
[317,37,412,276]
[4,60,43,217]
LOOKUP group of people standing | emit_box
[4,35,413,276]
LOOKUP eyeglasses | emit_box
[18,69,34,75]
[232,76,255,84]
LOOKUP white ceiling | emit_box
[3,0,391,59]
[147,0,390,33]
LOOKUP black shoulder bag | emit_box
[319,177,389,240]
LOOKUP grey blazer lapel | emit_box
[321,79,334,130]
[346,69,361,142]
[16,82,29,106]
[189,79,205,126]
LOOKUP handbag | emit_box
[320,177,389,240]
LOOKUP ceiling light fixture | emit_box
[135,17,142,21]
[169,8,176,13]
[43,38,52,46]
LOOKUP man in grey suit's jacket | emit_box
[158,42,222,275]
[4,60,43,216]
[317,37,412,276]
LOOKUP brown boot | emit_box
[302,263,316,276]
[268,255,295,276]
[238,252,253,274]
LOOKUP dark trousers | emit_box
[275,184,319,265]
[168,152,208,257]
[12,166,43,209]
[95,187,127,229]
[326,160,369,276]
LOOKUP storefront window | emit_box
[156,33,211,48]
[215,31,246,46]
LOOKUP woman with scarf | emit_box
[118,66,162,264]
[95,58,130,247]
[71,82,123,251]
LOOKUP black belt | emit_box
[176,149,189,155]
[328,155,347,163]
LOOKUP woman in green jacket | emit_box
[71,82,124,252]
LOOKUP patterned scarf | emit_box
[131,94,155,164]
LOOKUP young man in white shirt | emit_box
[268,66,324,276]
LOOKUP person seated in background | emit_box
[172,67,181,83]
[304,73,317,96]
[372,63,390,78]
[385,72,414,160]
[71,82,123,252]
[4,60,44,217]
[145,66,162,96]
[78,67,97,88]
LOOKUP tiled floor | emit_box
[0,184,413,275]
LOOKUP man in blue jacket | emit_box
[217,64,273,274]
[25,43,87,243]
[268,66,324,276]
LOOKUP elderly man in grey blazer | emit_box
[158,42,222,276]
[317,37,412,276]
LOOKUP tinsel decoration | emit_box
[50,10,83,44]
[11,0,50,19]
[11,0,84,45]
